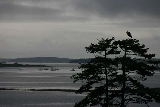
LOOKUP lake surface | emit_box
[0,63,160,107]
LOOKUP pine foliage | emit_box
[71,37,160,107]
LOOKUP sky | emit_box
[0,0,160,58]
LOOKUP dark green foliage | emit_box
[71,37,160,107]
[72,38,120,107]
[115,39,160,107]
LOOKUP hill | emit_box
[6,57,91,63]
[8,57,71,63]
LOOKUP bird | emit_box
[126,31,132,38]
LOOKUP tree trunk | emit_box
[105,50,109,107]
[121,48,127,107]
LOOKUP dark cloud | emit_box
[72,0,160,19]
[0,1,87,22]
[0,2,61,21]
[0,0,160,58]
[1,0,160,22]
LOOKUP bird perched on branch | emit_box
[126,31,132,38]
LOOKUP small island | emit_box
[0,62,49,67]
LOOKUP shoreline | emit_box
[1,88,160,93]
[0,88,76,92]
[0,63,50,67]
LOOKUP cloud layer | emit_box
[0,0,87,22]
[0,0,160,58]
[72,0,160,19]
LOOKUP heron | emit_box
[126,31,132,38]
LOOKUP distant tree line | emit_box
[8,57,70,63]
[0,57,92,63]
[0,63,47,67]
[1,57,160,65]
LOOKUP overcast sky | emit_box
[0,0,160,58]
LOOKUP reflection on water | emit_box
[0,63,81,90]
[0,63,160,107]
[0,90,85,107]
[0,63,84,107]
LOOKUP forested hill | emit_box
[8,57,71,63]
[6,57,91,63]
[1,57,160,63]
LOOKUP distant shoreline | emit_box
[0,57,91,63]
[1,88,160,93]
[0,63,49,67]
[0,88,76,92]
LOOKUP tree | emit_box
[114,39,160,107]
[71,37,160,107]
[71,37,121,107]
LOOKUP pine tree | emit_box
[71,37,121,107]
[71,37,160,107]
[114,39,160,107]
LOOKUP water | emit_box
[0,63,160,107]
[0,63,84,107]
[0,63,81,90]
[0,90,84,107]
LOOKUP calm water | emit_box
[0,63,160,107]
[0,91,85,107]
